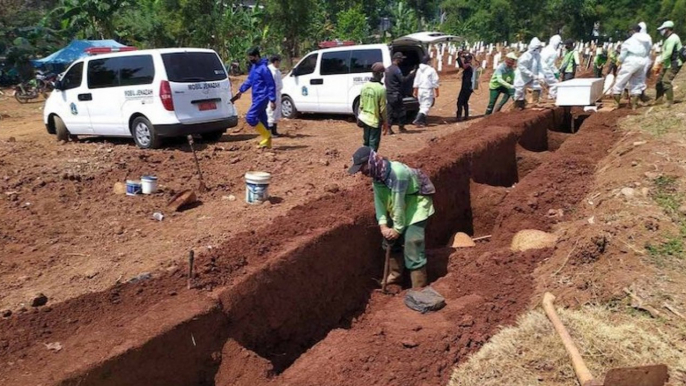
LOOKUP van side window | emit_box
[296,53,318,76]
[88,55,155,89]
[61,62,84,90]
[350,49,383,73]
[321,51,351,75]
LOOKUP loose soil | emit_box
[0,55,633,386]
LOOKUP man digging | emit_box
[348,146,435,289]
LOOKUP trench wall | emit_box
[3,108,565,386]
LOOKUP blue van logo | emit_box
[70,102,78,115]
[302,86,308,97]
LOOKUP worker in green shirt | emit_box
[608,45,621,76]
[594,48,608,78]
[655,21,683,107]
[357,62,388,151]
[560,39,581,81]
[348,146,435,289]
[485,52,517,115]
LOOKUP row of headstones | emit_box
[427,39,666,72]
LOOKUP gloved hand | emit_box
[537,75,546,83]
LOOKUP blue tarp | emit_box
[32,40,126,69]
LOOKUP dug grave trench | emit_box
[1,107,620,386]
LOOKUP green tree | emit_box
[390,1,419,39]
[335,6,369,42]
[267,0,318,62]
[50,0,130,39]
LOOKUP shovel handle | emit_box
[381,246,391,293]
[542,293,595,386]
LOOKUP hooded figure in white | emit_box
[514,37,545,106]
[612,25,652,108]
[638,21,654,93]
[412,55,440,126]
[539,35,562,99]
[266,55,283,136]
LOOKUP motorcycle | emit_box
[13,71,56,103]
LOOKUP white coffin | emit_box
[555,78,604,106]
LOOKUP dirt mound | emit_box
[511,229,558,252]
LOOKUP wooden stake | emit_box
[187,250,195,290]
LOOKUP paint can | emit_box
[126,180,142,196]
[141,176,158,194]
[245,171,271,204]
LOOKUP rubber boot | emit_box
[513,100,525,110]
[387,126,396,135]
[532,90,541,105]
[613,94,621,108]
[384,254,404,285]
[413,113,425,127]
[666,89,674,107]
[639,91,651,104]
[410,266,428,289]
[399,124,408,133]
[255,122,272,149]
[270,123,280,138]
[630,96,639,110]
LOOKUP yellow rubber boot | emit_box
[254,122,272,148]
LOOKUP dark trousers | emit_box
[362,122,381,151]
[387,93,405,127]
[608,63,618,77]
[656,66,681,100]
[456,87,472,119]
[594,66,603,78]
[485,87,513,115]
[562,72,575,81]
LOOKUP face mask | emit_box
[249,57,258,64]
[660,29,668,37]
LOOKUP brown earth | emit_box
[0,71,488,311]
[0,54,634,386]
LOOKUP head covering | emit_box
[348,146,372,174]
[658,21,674,31]
[270,54,281,63]
[528,37,543,51]
[631,24,641,32]
[564,38,575,47]
[366,149,388,181]
[421,55,430,64]
[247,47,260,57]
[639,22,647,33]
[392,52,407,61]
[549,35,562,50]
[506,52,518,60]
[371,62,385,73]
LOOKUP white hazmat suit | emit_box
[638,22,654,93]
[266,63,283,127]
[514,37,545,101]
[611,30,652,96]
[539,35,562,99]
[413,63,440,115]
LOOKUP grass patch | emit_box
[646,175,686,265]
[449,308,686,386]
[646,236,684,268]
[653,175,682,217]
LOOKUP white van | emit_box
[280,32,458,119]
[44,48,238,149]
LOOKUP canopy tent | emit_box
[31,40,126,71]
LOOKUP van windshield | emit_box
[162,52,227,83]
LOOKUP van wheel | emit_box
[353,98,360,117]
[132,116,162,149]
[201,130,224,142]
[55,116,70,142]
[281,96,298,119]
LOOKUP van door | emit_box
[317,50,351,113]
[349,48,384,113]
[53,61,93,135]
[288,52,319,112]
[87,55,156,135]
[161,51,232,125]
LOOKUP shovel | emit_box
[186,135,207,192]
[542,292,668,386]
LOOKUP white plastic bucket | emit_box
[245,171,271,204]
[141,175,158,194]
